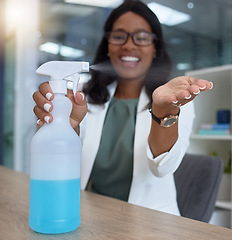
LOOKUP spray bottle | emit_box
[29,61,89,234]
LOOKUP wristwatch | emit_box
[148,107,180,128]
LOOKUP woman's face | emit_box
[108,11,156,83]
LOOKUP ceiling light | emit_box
[39,42,85,58]
[40,42,59,55]
[187,2,194,9]
[64,0,123,8]
[147,2,191,26]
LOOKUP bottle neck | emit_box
[51,94,72,124]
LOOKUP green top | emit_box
[89,97,139,201]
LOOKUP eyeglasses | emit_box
[105,31,157,46]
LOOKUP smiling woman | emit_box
[107,12,156,90]
[84,1,172,103]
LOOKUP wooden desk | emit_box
[0,166,231,240]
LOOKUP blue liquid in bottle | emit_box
[29,178,80,234]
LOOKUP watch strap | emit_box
[148,107,180,125]
[148,107,161,124]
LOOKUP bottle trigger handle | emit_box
[69,73,80,96]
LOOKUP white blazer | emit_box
[80,82,195,215]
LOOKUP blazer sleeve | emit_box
[146,101,195,177]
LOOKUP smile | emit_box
[121,56,140,62]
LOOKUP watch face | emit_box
[161,116,178,127]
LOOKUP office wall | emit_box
[2,0,232,172]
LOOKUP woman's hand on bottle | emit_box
[151,76,213,116]
[33,82,87,131]
[66,88,87,133]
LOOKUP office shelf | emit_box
[186,65,232,229]
[216,200,232,210]
[191,134,232,141]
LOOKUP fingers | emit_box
[33,82,54,126]
[186,77,213,92]
[33,82,87,129]
[34,105,53,125]
[33,90,53,111]
[171,78,213,107]
[185,77,213,99]
[171,89,201,108]
[39,82,54,100]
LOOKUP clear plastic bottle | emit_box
[29,61,89,234]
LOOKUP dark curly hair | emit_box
[83,0,172,104]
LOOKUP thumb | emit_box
[70,91,87,129]
[74,91,86,105]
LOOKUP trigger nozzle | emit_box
[70,73,80,95]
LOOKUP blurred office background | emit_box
[1,0,232,172]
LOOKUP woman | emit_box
[33,1,213,215]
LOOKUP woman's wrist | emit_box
[151,104,180,119]
[73,124,80,135]
[70,118,80,135]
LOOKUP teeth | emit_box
[121,56,139,62]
